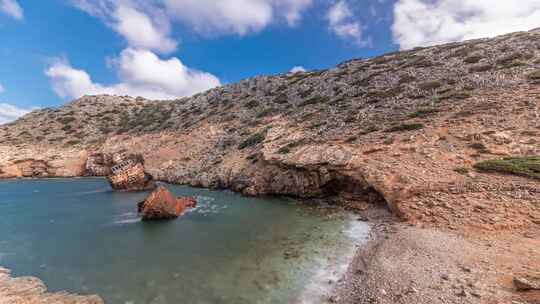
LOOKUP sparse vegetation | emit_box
[440,91,472,101]
[527,70,540,82]
[469,142,489,153]
[256,108,274,118]
[277,140,304,154]
[469,64,493,73]
[409,107,438,118]
[298,96,329,107]
[464,55,483,64]
[496,52,523,66]
[244,100,259,109]
[474,156,540,180]
[454,167,470,175]
[59,116,76,124]
[1,28,538,154]
[382,137,395,145]
[398,74,416,84]
[238,130,267,150]
[360,125,379,135]
[419,81,442,91]
[384,123,424,133]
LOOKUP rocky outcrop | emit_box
[514,277,540,291]
[0,266,103,304]
[5,159,53,177]
[107,154,156,191]
[137,186,197,220]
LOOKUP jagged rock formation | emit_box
[137,186,197,220]
[0,266,103,304]
[106,154,156,191]
[0,29,538,231]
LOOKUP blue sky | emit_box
[1,0,539,123]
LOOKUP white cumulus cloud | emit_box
[0,103,32,125]
[46,48,221,100]
[393,0,540,50]
[73,0,313,45]
[72,0,177,53]
[290,66,306,73]
[327,1,368,46]
[113,5,177,53]
[0,0,23,20]
[164,0,313,35]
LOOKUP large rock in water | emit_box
[137,186,197,220]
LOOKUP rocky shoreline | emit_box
[0,266,103,304]
[330,206,540,304]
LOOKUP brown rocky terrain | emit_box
[1,29,539,303]
[0,267,103,303]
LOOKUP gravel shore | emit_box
[330,207,540,304]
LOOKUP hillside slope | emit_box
[1,28,538,223]
[1,29,539,303]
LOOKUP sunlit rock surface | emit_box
[138,185,197,220]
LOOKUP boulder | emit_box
[514,276,540,291]
[138,186,197,220]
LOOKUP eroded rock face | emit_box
[17,159,51,177]
[107,154,156,191]
[514,276,540,291]
[137,186,197,220]
[0,266,103,304]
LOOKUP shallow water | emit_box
[0,178,369,304]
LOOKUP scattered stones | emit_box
[456,289,468,297]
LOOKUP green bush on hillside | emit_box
[409,107,438,118]
[464,55,483,64]
[298,96,329,107]
[474,156,540,180]
[419,81,442,91]
[527,70,540,82]
[384,123,424,133]
[238,130,267,150]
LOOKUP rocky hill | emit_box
[1,29,539,225]
[1,29,540,304]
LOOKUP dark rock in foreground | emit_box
[138,186,197,220]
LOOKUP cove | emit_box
[0,178,369,304]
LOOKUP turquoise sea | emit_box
[0,178,368,304]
